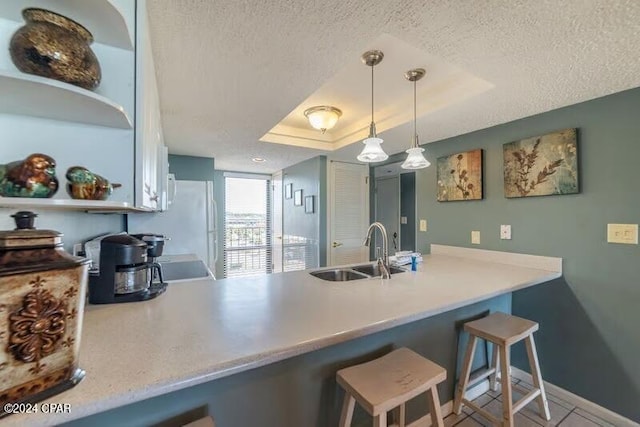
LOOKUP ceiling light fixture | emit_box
[304,106,342,133]
[357,50,388,163]
[251,157,266,163]
[401,68,430,170]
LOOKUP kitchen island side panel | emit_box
[60,295,510,427]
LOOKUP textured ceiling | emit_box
[148,0,640,173]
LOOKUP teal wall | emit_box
[409,87,640,421]
[168,154,215,182]
[282,156,327,268]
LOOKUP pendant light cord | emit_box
[413,79,417,147]
[371,64,375,124]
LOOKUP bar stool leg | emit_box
[373,413,387,427]
[498,344,514,427]
[525,334,551,421]
[453,335,478,414]
[339,393,355,427]
[489,343,500,391]
[426,386,444,427]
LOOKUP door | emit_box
[271,170,283,273]
[328,161,369,266]
[375,176,400,253]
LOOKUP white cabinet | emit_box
[134,0,164,211]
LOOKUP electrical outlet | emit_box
[471,231,480,244]
[607,224,638,244]
[419,219,427,232]
[401,216,408,225]
[500,225,512,240]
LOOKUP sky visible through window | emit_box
[225,178,266,215]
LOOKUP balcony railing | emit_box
[224,225,270,278]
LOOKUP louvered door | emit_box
[328,161,370,266]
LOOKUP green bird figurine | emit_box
[66,166,121,201]
[0,153,59,198]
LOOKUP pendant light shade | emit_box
[401,68,430,170]
[357,50,388,163]
[357,137,388,162]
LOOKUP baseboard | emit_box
[510,366,640,427]
[404,380,490,427]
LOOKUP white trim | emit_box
[430,244,562,273]
[511,366,640,427]
[222,172,271,180]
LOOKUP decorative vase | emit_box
[66,166,121,201]
[0,154,59,198]
[0,211,89,415]
[9,8,101,90]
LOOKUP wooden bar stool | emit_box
[453,312,550,427]
[337,348,446,427]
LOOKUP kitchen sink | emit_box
[310,263,406,281]
[309,269,369,282]
[351,264,407,277]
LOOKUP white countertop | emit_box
[2,246,561,426]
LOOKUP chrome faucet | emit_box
[363,222,391,279]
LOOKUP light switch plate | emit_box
[419,219,427,232]
[500,225,512,240]
[607,224,638,244]
[471,231,480,244]
[401,216,408,225]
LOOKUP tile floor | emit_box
[444,378,615,427]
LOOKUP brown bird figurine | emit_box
[0,153,59,198]
[66,166,121,201]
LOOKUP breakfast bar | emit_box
[1,245,561,427]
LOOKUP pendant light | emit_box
[357,50,388,163]
[401,68,430,170]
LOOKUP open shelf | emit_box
[0,197,153,213]
[0,0,133,50]
[0,70,133,129]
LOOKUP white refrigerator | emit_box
[128,180,218,278]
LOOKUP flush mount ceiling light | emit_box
[357,50,388,163]
[401,68,431,170]
[251,157,266,163]
[304,106,342,133]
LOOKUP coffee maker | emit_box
[88,235,167,304]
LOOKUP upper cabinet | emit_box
[135,0,164,210]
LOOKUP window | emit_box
[223,176,272,278]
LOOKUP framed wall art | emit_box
[503,128,578,198]
[305,195,314,213]
[284,183,293,199]
[294,189,303,206]
[437,149,483,201]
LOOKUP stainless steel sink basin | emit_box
[351,264,406,277]
[309,269,369,282]
[310,264,406,281]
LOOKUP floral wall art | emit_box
[503,128,578,198]
[437,149,483,201]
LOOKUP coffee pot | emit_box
[88,235,166,304]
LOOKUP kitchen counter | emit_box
[2,245,561,426]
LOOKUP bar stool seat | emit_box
[337,348,446,427]
[454,312,550,427]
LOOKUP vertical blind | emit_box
[223,176,272,278]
